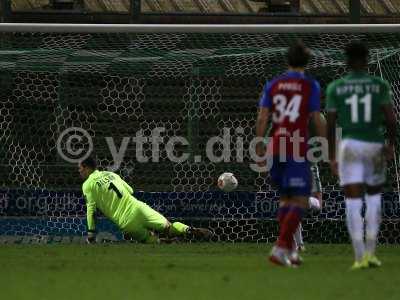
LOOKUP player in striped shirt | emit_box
[256,41,326,267]
[265,114,325,251]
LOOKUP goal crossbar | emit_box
[1,23,400,33]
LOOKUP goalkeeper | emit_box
[79,156,212,243]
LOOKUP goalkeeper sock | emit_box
[293,223,304,249]
[345,198,365,262]
[365,193,382,255]
[169,222,189,236]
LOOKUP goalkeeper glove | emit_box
[86,231,96,244]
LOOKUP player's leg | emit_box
[270,158,310,267]
[270,196,292,266]
[364,185,383,267]
[310,164,323,210]
[343,184,370,270]
[269,158,292,266]
[122,202,184,243]
[167,221,213,239]
[123,221,160,244]
[293,164,323,251]
[136,200,212,239]
[338,139,368,269]
[364,143,386,267]
[279,196,308,265]
[136,201,185,235]
[293,223,304,251]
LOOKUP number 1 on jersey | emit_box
[345,93,372,123]
[108,182,122,199]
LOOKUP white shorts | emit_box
[338,138,386,187]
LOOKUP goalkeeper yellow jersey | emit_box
[82,170,137,232]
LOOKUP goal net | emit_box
[0,24,399,244]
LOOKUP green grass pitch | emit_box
[1,243,399,300]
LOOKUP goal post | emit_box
[0,24,399,244]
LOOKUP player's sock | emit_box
[285,206,305,250]
[276,206,291,248]
[293,223,304,249]
[365,193,382,255]
[309,196,321,210]
[169,222,189,236]
[277,206,304,250]
[277,206,290,227]
[345,198,365,261]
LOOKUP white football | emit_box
[218,172,238,192]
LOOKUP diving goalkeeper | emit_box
[79,156,212,243]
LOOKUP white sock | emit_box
[293,223,303,249]
[309,196,321,210]
[345,198,365,261]
[365,193,382,256]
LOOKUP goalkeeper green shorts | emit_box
[122,200,169,242]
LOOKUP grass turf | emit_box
[0,243,399,300]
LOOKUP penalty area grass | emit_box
[0,243,399,300]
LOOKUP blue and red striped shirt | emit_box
[259,71,321,157]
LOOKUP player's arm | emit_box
[83,183,97,243]
[310,112,326,140]
[256,107,271,159]
[256,82,272,165]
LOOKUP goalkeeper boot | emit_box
[160,237,180,244]
[269,246,292,267]
[187,227,214,240]
[365,254,382,268]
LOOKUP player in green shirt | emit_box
[326,41,397,270]
[79,156,212,244]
